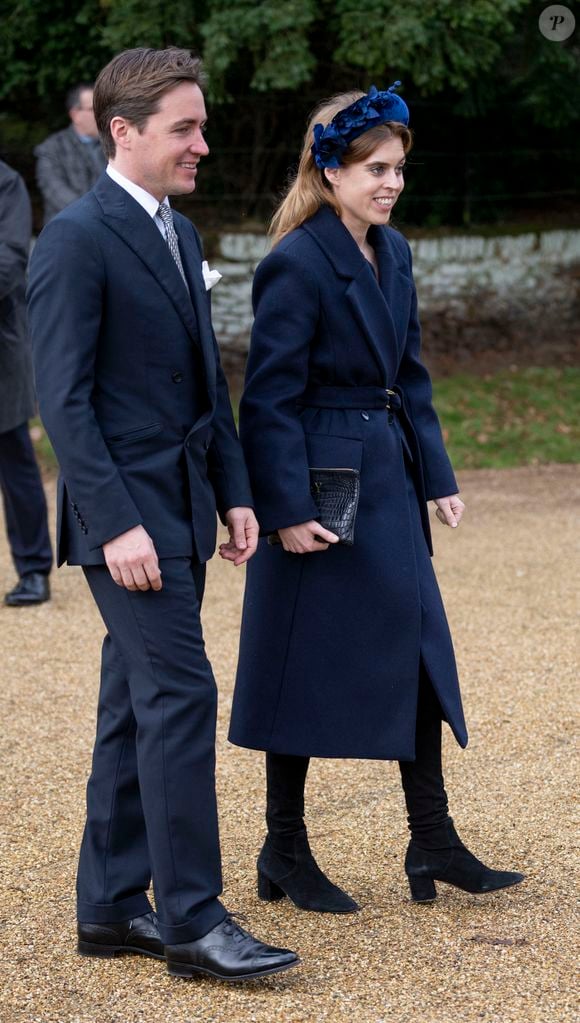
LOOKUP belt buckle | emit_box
[385,388,396,423]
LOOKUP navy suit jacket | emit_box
[27,173,252,566]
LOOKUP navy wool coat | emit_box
[229,205,468,760]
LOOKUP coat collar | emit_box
[302,205,413,383]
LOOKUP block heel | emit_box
[257,869,286,902]
[404,820,525,899]
[408,875,437,902]
[257,834,359,912]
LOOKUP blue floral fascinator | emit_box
[311,83,409,170]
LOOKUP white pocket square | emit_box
[201,260,222,291]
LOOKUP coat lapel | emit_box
[303,206,412,384]
[93,174,201,348]
[370,224,413,370]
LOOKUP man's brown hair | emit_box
[93,47,206,159]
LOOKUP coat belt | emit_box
[297,384,402,411]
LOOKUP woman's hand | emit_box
[434,494,465,528]
[277,520,340,553]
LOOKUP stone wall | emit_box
[210,228,580,379]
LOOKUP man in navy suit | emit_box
[27,47,298,983]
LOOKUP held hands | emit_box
[219,507,260,566]
[277,520,339,554]
[103,524,162,591]
[434,494,465,528]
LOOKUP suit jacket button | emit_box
[171,371,183,383]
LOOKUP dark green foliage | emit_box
[2,0,578,121]
[1,0,578,226]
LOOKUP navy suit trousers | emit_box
[0,422,52,577]
[78,557,227,944]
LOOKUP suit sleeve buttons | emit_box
[171,371,183,383]
[361,410,370,421]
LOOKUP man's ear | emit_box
[110,116,133,152]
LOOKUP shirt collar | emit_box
[106,164,168,220]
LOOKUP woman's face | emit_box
[324,136,406,239]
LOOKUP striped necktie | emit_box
[157,202,188,289]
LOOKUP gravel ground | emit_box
[1,464,578,1023]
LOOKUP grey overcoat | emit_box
[34,126,106,224]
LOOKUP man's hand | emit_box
[276,520,339,553]
[219,507,259,566]
[103,524,162,591]
[434,494,465,528]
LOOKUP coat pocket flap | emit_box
[304,433,363,471]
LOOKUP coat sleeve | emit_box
[0,170,31,301]
[27,216,143,549]
[396,241,458,500]
[205,325,255,517]
[239,248,320,534]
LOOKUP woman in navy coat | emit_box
[228,86,523,911]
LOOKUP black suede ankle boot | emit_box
[405,818,525,902]
[257,831,359,913]
[257,752,359,913]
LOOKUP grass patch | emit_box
[433,367,579,470]
[31,367,579,475]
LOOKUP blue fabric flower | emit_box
[311,82,409,170]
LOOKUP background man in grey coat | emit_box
[35,84,106,225]
[0,160,52,604]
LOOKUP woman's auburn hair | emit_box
[269,90,413,247]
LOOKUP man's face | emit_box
[116,82,209,201]
[70,89,98,138]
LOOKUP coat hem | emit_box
[228,735,441,761]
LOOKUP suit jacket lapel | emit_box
[93,175,201,347]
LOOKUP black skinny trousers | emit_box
[266,667,450,844]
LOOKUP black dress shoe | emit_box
[165,915,300,982]
[77,912,165,959]
[405,819,525,902]
[4,573,50,606]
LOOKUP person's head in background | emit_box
[66,84,98,139]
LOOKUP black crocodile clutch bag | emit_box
[269,467,360,546]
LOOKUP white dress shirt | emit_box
[106,164,169,238]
